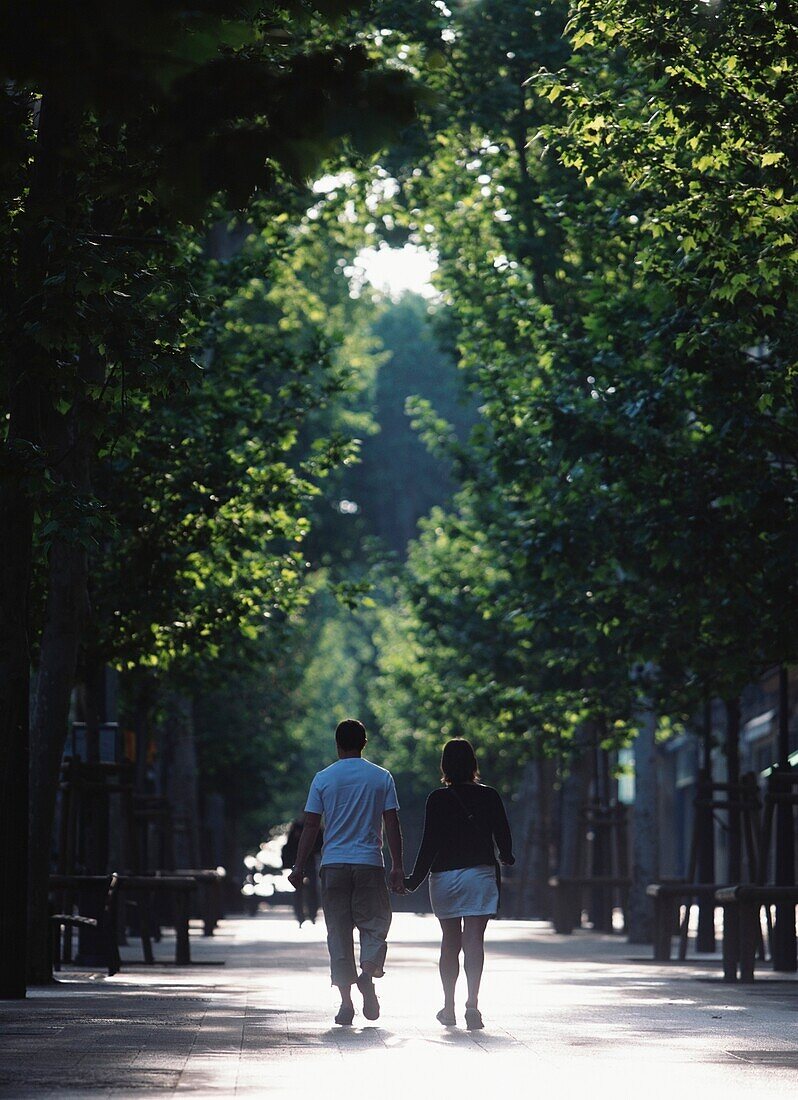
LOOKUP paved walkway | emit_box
[1,911,797,1098]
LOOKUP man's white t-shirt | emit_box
[304,758,399,867]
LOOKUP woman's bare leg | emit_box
[462,916,489,1010]
[438,918,463,1013]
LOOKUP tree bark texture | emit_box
[626,706,659,945]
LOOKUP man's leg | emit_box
[319,865,358,1021]
[351,866,392,1020]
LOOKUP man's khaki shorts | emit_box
[320,864,392,986]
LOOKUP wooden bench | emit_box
[716,885,798,982]
[50,873,197,970]
[51,912,99,973]
[549,876,631,934]
[121,876,196,965]
[646,882,732,961]
[119,875,198,963]
[49,873,121,975]
[157,869,225,936]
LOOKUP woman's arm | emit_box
[404,794,440,891]
[492,790,515,865]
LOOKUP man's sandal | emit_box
[356,974,380,1021]
[436,1008,456,1027]
[464,1007,484,1030]
[335,1005,355,1026]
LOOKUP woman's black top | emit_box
[406,783,514,892]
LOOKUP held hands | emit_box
[288,866,303,891]
[389,867,406,894]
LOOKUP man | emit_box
[288,718,405,1026]
[282,817,322,926]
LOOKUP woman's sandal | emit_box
[436,1007,456,1027]
[335,1005,355,1026]
[464,1007,484,1031]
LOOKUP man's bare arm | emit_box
[383,809,405,893]
[287,813,321,889]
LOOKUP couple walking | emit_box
[287,718,514,1029]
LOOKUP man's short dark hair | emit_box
[335,718,367,752]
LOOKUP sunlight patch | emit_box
[349,243,439,300]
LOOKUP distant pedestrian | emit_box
[283,818,322,926]
[404,738,514,1030]
[288,718,406,1026]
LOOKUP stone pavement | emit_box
[1,910,797,1099]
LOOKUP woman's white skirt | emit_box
[428,865,498,920]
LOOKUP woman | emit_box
[404,738,514,1030]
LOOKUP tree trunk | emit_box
[0,89,69,998]
[0,450,34,998]
[589,734,614,933]
[27,400,90,984]
[772,667,796,971]
[626,705,659,944]
[203,792,226,869]
[511,757,550,918]
[517,755,555,919]
[696,700,716,952]
[558,723,592,877]
[0,313,39,996]
[725,698,741,882]
[166,691,201,869]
